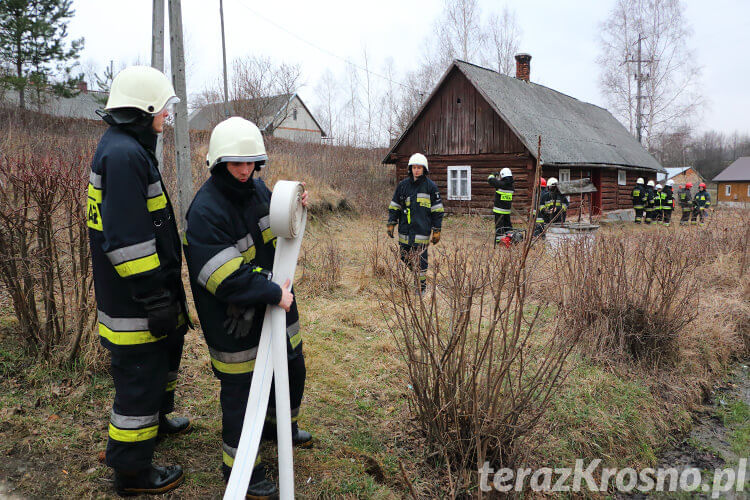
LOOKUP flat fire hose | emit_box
[224,181,306,500]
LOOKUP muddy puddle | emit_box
[621,363,750,499]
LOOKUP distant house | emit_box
[713,157,750,207]
[188,93,326,143]
[1,81,106,120]
[383,56,665,216]
[657,166,704,187]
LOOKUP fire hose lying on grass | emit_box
[224,180,306,500]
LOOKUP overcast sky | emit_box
[68,0,749,135]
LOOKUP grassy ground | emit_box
[0,214,746,498]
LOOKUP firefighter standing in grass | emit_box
[693,182,711,225]
[183,117,312,499]
[632,177,647,223]
[387,153,444,292]
[678,182,694,225]
[488,167,514,244]
[662,180,675,226]
[542,177,569,224]
[644,180,656,224]
[87,66,191,496]
[533,177,549,236]
[654,184,664,224]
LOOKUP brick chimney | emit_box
[515,53,531,82]
[77,80,88,93]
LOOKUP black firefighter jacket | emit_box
[488,175,514,216]
[632,184,647,209]
[388,174,444,246]
[677,188,693,210]
[183,169,301,370]
[87,124,188,352]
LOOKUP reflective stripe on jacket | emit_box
[678,188,693,210]
[88,125,188,351]
[388,175,443,246]
[694,189,711,209]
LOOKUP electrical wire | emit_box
[231,0,419,93]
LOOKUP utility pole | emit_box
[219,0,230,117]
[168,0,194,228]
[625,33,651,144]
[151,0,165,171]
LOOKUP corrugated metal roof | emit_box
[454,61,664,172]
[712,157,750,182]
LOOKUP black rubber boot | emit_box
[158,414,192,436]
[223,464,279,500]
[114,464,184,496]
[262,425,314,448]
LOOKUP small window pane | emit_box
[725,185,731,196]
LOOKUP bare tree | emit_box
[597,0,703,149]
[194,55,302,132]
[344,60,360,146]
[434,0,485,64]
[485,6,521,75]
[313,68,339,143]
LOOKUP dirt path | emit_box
[622,362,750,499]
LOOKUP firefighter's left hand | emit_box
[301,182,309,208]
[223,303,255,339]
[431,230,441,245]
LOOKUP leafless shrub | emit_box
[0,149,97,364]
[297,234,342,296]
[554,231,700,367]
[378,234,576,496]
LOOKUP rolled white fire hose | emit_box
[224,181,306,500]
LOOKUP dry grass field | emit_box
[0,109,748,498]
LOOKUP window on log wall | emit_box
[559,169,570,183]
[448,166,471,200]
[618,170,627,186]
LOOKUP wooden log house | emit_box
[383,56,666,217]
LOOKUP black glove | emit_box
[137,289,181,338]
[223,303,256,339]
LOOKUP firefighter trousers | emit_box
[662,209,672,225]
[399,243,428,291]
[105,334,185,470]
[634,208,644,223]
[217,352,306,482]
[494,213,512,242]
[680,209,691,224]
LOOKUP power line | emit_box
[231,0,419,93]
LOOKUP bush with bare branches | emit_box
[0,149,97,364]
[378,234,576,495]
[554,231,701,367]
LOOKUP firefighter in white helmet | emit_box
[632,177,647,223]
[88,66,190,496]
[183,117,312,499]
[542,177,569,224]
[662,179,675,226]
[387,153,444,292]
[487,167,514,245]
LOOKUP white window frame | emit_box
[558,169,571,183]
[447,166,471,200]
[747,185,750,198]
[618,170,627,186]
[725,184,731,196]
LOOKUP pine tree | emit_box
[0,0,84,109]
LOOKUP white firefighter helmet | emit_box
[500,167,512,178]
[637,177,644,185]
[105,66,180,115]
[655,183,663,190]
[547,177,558,187]
[647,180,655,187]
[666,179,674,187]
[206,117,267,171]
[408,153,429,173]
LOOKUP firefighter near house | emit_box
[387,153,444,292]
